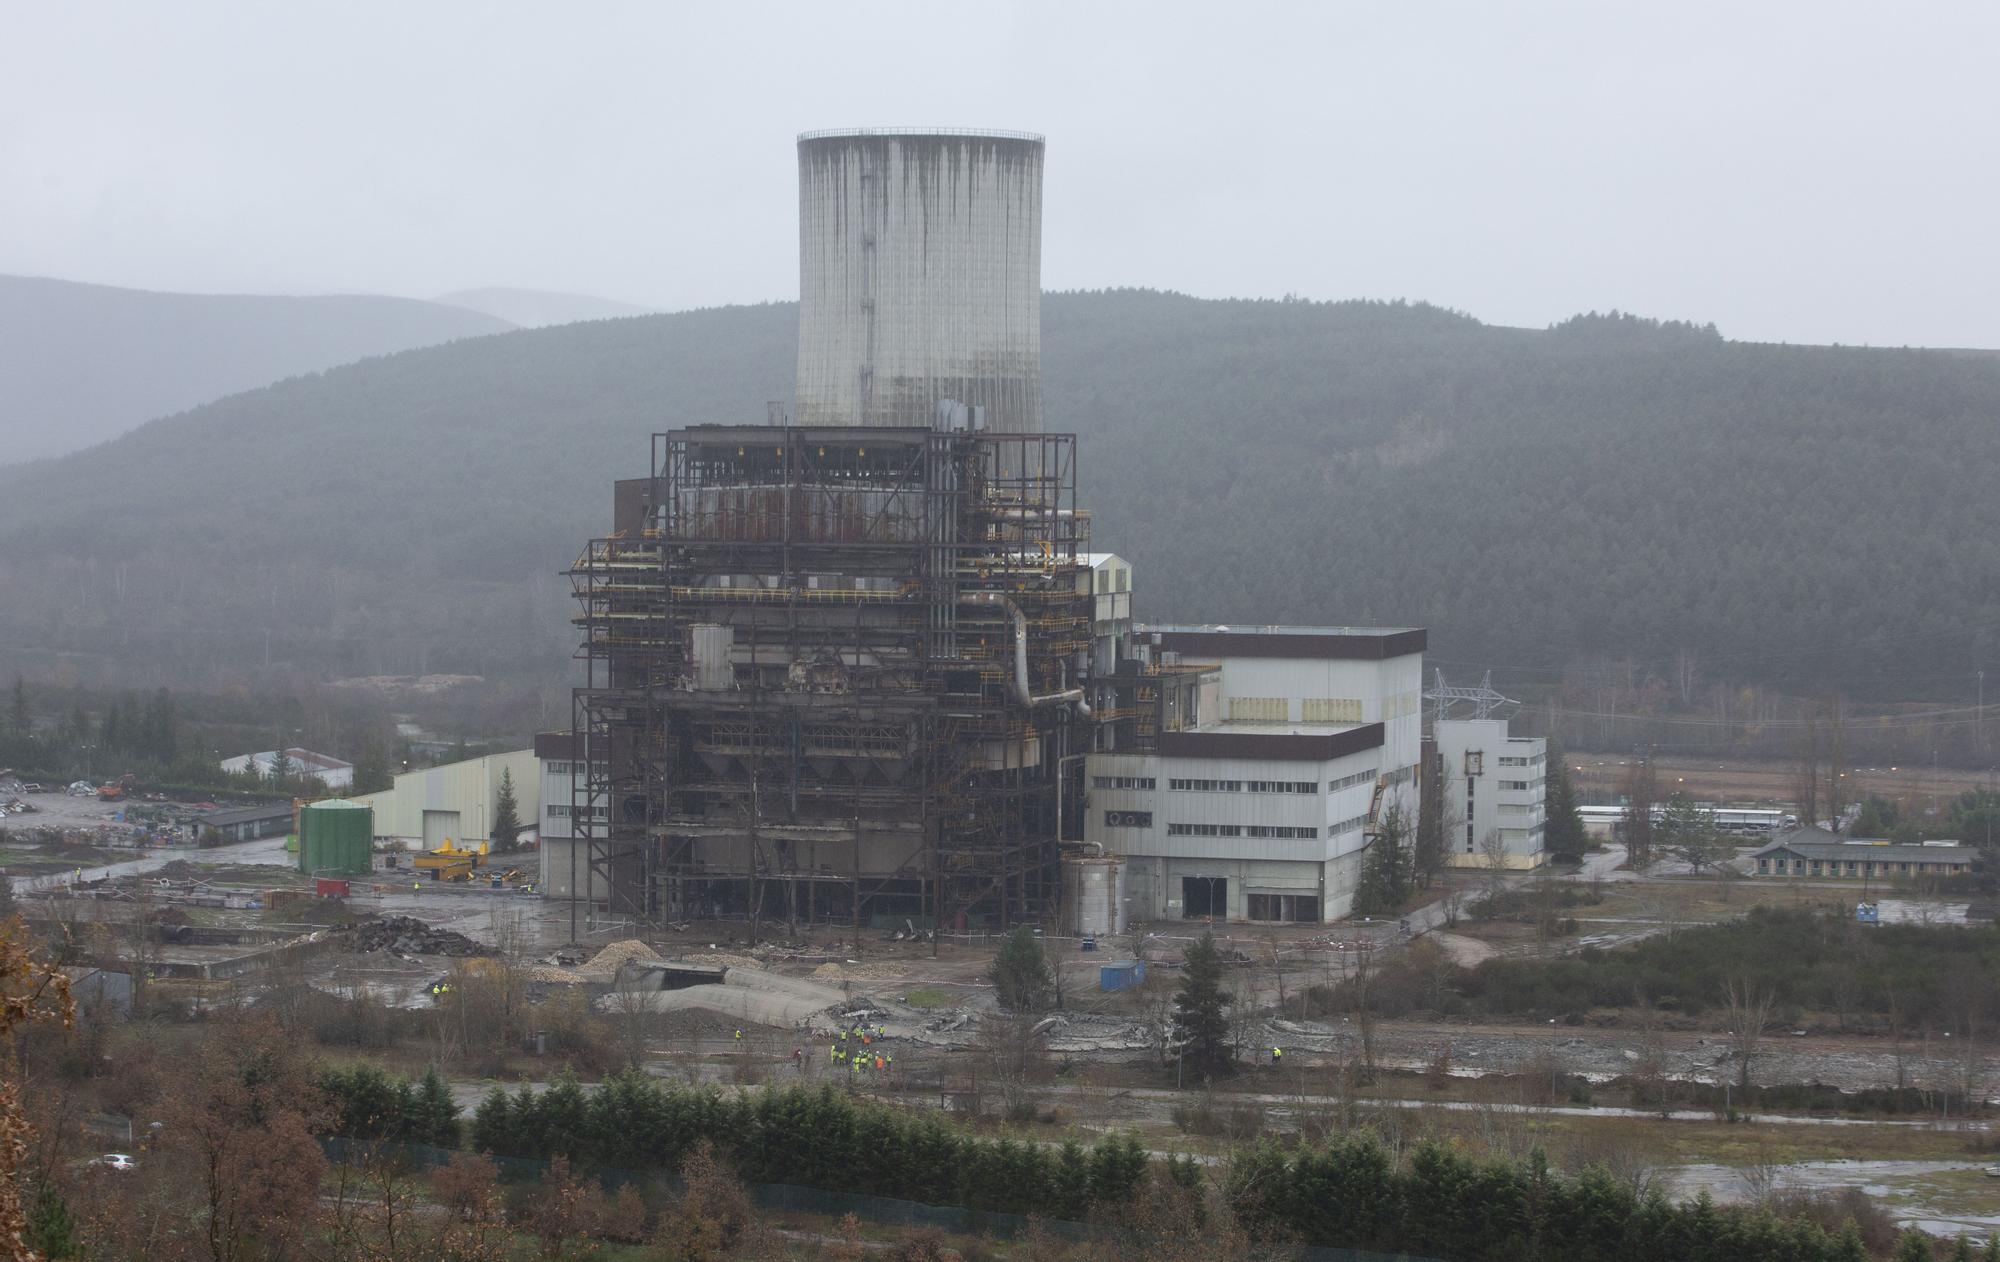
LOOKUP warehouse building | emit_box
[1083,624,1426,922]
[350,749,538,849]
[199,801,294,843]
[1433,718,1547,870]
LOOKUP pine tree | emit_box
[1543,739,1588,863]
[415,1065,460,1148]
[24,1184,78,1259]
[990,925,1053,1012]
[101,696,124,754]
[490,767,522,851]
[1893,1228,1940,1261]
[352,735,393,795]
[1170,931,1235,1083]
[6,675,25,739]
[1354,806,1408,916]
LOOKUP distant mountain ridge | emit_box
[434,287,654,328]
[0,290,1996,698]
[0,274,513,463]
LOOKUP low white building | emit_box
[219,747,354,791]
[1084,624,1426,922]
[1433,718,1546,870]
[350,749,538,849]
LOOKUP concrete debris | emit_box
[574,939,662,982]
[597,968,848,1029]
[682,952,762,971]
[341,916,493,957]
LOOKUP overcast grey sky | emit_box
[3,2,1995,346]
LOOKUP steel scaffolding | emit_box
[570,423,1092,938]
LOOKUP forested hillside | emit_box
[0,274,513,462]
[2,290,1996,695]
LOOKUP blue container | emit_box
[1099,960,1145,992]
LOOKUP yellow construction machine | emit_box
[413,839,488,883]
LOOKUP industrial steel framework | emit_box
[570,421,1093,937]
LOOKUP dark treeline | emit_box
[0,675,406,796]
[1229,1137,1876,1262]
[5,293,2000,706]
[463,1073,1155,1221]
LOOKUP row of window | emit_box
[1497,752,1546,767]
[1092,775,1156,791]
[1168,822,1323,839]
[543,761,608,777]
[1760,856,1963,877]
[545,804,607,819]
[1103,811,1378,839]
[1167,778,1335,794]
[1327,768,1380,793]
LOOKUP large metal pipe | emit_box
[961,592,1084,710]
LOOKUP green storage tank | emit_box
[298,799,374,876]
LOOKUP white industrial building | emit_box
[219,747,354,790]
[350,749,538,849]
[1433,718,1547,870]
[1083,624,1426,923]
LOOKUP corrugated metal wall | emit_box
[351,749,539,842]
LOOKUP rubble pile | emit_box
[342,915,493,957]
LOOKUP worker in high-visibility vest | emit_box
[1272,1046,1283,1065]
[733,1028,742,1042]
[874,1054,884,1071]
[830,1045,838,1063]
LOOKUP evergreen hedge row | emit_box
[467,1072,1153,1219]
[1229,1137,1871,1262]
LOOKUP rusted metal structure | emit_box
[570,420,1093,934]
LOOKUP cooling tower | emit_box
[795,128,1044,432]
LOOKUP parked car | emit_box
[88,1153,136,1172]
[22,783,41,793]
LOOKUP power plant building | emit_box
[567,128,1086,932]
[1083,625,1426,923]
[563,127,1430,933]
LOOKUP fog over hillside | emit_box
[0,274,514,463]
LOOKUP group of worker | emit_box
[826,1022,894,1078]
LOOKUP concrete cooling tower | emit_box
[795,128,1044,432]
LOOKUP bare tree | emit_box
[1621,757,1658,870]
[1478,829,1511,899]
[1346,937,1379,1082]
[1722,975,1777,1093]
[979,1012,1048,1122]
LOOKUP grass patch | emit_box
[902,987,957,1009]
